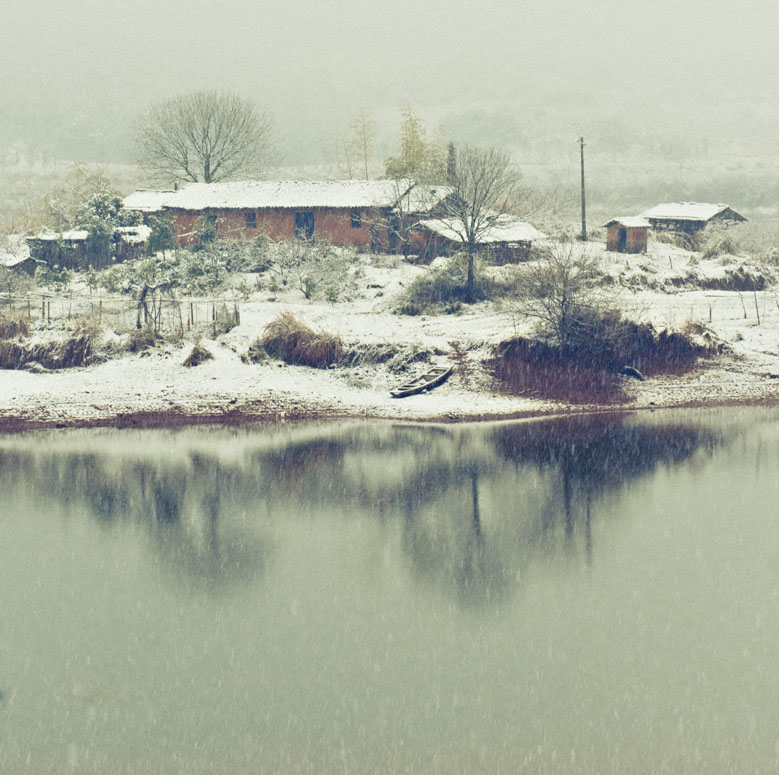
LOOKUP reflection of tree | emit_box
[400,467,513,607]
[491,415,723,553]
[0,415,728,605]
[0,450,267,593]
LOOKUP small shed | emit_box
[603,217,649,254]
[412,215,546,264]
[114,225,152,262]
[26,230,89,269]
[1,252,39,276]
[640,202,747,236]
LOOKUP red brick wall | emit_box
[606,224,647,253]
[170,207,389,249]
[626,227,647,253]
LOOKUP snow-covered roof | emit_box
[0,252,30,268]
[122,189,176,212]
[640,203,742,222]
[162,180,415,211]
[417,215,545,244]
[396,184,452,214]
[27,230,88,242]
[115,225,152,244]
[602,216,650,228]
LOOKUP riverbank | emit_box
[2,243,779,431]
[1,327,779,432]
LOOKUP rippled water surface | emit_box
[1,409,779,774]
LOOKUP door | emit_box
[617,227,627,252]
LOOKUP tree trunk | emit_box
[465,246,476,303]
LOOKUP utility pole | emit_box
[579,136,587,241]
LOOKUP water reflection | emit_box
[0,412,729,604]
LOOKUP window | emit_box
[351,210,362,229]
[294,211,315,241]
[245,212,257,229]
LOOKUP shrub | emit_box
[260,312,343,368]
[512,242,609,347]
[395,255,496,315]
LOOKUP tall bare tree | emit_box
[431,145,521,302]
[135,91,275,184]
[349,106,376,181]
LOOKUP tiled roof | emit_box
[602,216,650,228]
[416,215,545,243]
[122,189,176,212]
[160,180,415,210]
[640,202,737,222]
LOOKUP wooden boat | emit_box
[390,365,453,398]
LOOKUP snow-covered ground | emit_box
[1,239,778,429]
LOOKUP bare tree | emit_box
[135,91,275,184]
[430,145,521,302]
[512,241,606,348]
[349,106,376,181]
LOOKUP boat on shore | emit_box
[390,365,453,398]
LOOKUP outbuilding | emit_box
[411,215,546,264]
[640,202,747,237]
[603,217,649,254]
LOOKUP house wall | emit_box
[647,218,704,235]
[170,207,390,249]
[606,225,647,253]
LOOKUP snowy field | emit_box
[1,237,779,430]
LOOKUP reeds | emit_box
[260,311,343,369]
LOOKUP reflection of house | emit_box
[145,180,423,250]
[411,215,546,264]
[640,202,747,236]
[603,217,649,253]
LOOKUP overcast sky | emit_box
[1,0,776,161]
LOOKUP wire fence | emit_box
[0,291,241,336]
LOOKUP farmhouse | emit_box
[640,202,747,236]
[147,180,422,250]
[603,216,649,254]
[411,215,546,264]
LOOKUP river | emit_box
[1,409,778,774]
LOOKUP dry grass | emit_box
[260,311,343,369]
[0,311,30,339]
[130,326,157,353]
[0,319,99,370]
[183,343,214,367]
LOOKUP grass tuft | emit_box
[260,312,343,369]
[183,343,213,367]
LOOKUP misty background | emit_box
[1,0,777,223]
